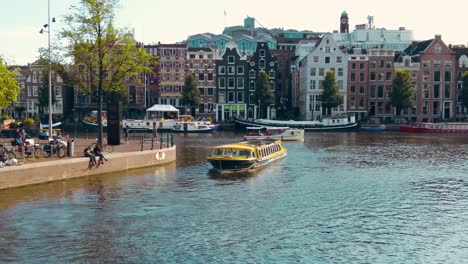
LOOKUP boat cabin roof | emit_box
[146,104,179,113]
[212,139,281,151]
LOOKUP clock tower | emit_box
[340,11,349,33]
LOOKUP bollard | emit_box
[67,139,75,157]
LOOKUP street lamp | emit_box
[39,0,55,137]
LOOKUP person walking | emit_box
[123,125,129,143]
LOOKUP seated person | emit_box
[84,146,96,167]
[93,144,108,164]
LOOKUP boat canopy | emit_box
[146,104,179,119]
[146,104,179,113]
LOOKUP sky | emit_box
[1,0,467,65]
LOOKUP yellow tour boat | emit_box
[207,139,287,172]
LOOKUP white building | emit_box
[297,33,348,120]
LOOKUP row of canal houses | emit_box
[5,13,468,124]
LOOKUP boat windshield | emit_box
[212,149,223,155]
[223,149,237,156]
[238,150,251,157]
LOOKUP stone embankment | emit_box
[0,138,176,190]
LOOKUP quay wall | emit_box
[0,146,176,190]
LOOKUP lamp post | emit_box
[40,0,55,137]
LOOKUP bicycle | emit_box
[90,139,114,153]
[0,144,16,160]
[43,140,67,158]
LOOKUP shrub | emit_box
[9,122,19,129]
[1,114,13,122]
[22,118,35,127]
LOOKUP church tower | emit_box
[340,11,349,33]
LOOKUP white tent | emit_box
[146,104,179,113]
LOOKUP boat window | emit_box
[223,149,237,156]
[213,149,223,155]
[238,150,251,157]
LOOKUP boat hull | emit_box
[400,123,468,133]
[208,159,256,171]
[360,125,386,132]
[172,127,217,133]
[235,117,358,131]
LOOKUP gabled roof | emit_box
[403,39,433,55]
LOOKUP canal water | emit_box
[1,131,468,263]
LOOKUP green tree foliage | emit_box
[319,70,343,116]
[37,70,57,117]
[0,58,20,108]
[461,72,468,111]
[59,0,151,144]
[254,71,274,118]
[389,69,415,116]
[182,73,201,115]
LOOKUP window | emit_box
[199,87,205,96]
[352,63,357,70]
[423,101,429,115]
[249,82,255,91]
[378,86,384,98]
[237,91,244,102]
[445,84,451,99]
[338,68,343,76]
[228,91,235,102]
[269,70,275,79]
[311,80,316,90]
[199,73,204,81]
[33,86,38,96]
[350,85,356,93]
[208,73,213,81]
[237,66,244,75]
[434,71,440,82]
[313,56,319,63]
[325,57,330,64]
[219,92,227,105]
[434,84,440,98]
[359,63,364,70]
[259,50,265,57]
[219,66,225,75]
[249,70,255,79]
[319,68,325,76]
[423,85,430,99]
[359,72,365,82]
[228,56,235,64]
[259,59,265,69]
[310,68,316,76]
[359,98,364,108]
[237,77,244,88]
[386,72,392,81]
[445,71,451,82]
[189,54,195,59]
[370,86,376,98]
[444,60,452,68]
[325,47,331,53]
[228,77,235,88]
[228,66,235,75]
[434,60,441,67]
[198,54,204,59]
[370,61,376,68]
[338,80,343,90]
[351,72,356,82]
[54,86,61,97]
[435,44,441,53]
[219,77,225,88]
[336,57,342,63]
[359,86,365,94]
[207,87,214,95]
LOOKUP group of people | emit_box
[83,144,108,168]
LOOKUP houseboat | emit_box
[208,139,287,172]
[243,126,304,141]
[400,122,468,133]
[234,114,358,131]
[83,105,215,132]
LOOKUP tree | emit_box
[37,70,57,119]
[319,70,343,116]
[389,69,415,116]
[0,58,20,108]
[254,70,274,118]
[461,72,468,113]
[181,73,201,116]
[59,0,150,145]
